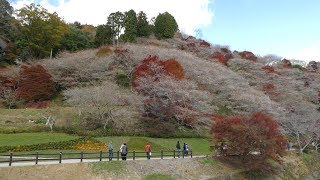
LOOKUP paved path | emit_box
[0,155,207,168]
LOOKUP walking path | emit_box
[0,155,207,168]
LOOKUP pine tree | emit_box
[137,11,150,37]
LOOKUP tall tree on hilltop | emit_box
[60,25,92,52]
[107,11,125,46]
[15,4,68,60]
[137,11,150,37]
[123,9,137,42]
[94,24,113,47]
[0,0,19,65]
[154,12,178,39]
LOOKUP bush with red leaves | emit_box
[132,55,185,87]
[212,52,234,65]
[199,40,211,47]
[262,83,276,93]
[187,43,196,48]
[16,65,56,102]
[210,112,286,171]
[239,51,257,61]
[261,66,280,75]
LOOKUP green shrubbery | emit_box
[0,137,94,153]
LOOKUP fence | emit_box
[0,150,193,166]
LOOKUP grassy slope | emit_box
[0,133,78,146]
[97,136,211,155]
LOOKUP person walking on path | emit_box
[176,141,181,158]
[108,141,113,161]
[287,141,293,151]
[120,143,128,160]
[183,143,187,156]
[144,142,151,159]
[185,143,189,156]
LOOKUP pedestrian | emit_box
[219,142,224,156]
[183,143,187,156]
[176,141,181,158]
[144,142,151,159]
[108,141,113,161]
[185,143,189,156]
[287,141,293,151]
[120,142,128,160]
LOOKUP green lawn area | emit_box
[96,136,211,155]
[0,133,78,147]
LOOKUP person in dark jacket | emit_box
[176,141,181,158]
[120,143,128,160]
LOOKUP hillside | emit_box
[1,35,320,137]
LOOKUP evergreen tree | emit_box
[94,24,112,47]
[154,12,178,39]
[137,11,150,37]
[60,25,92,52]
[107,11,125,46]
[123,9,137,42]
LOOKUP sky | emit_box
[8,0,320,61]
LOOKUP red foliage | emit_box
[199,40,211,47]
[212,52,234,65]
[220,48,231,54]
[26,101,50,109]
[239,51,257,61]
[210,112,286,170]
[16,64,55,102]
[0,75,17,90]
[261,66,281,75]
[263,83,276,93]
[132,55,185,87]
[281,59,292,68]
[187,43,196,48]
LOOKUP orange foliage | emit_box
[261,66,281,75]
[239,51,257,61]
[74,140,108,151]
[132,55,185,87]
[212,52,233,65]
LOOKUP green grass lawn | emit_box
[96,136,211,155]
[0,133,78,147]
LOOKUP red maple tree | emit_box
[16,64,56,102]
[210,112,286,171]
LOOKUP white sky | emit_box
[12,0,214,36]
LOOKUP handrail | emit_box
[0,149,193,166]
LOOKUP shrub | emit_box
[132,55,185,87]
[212,52,233,65]
[261,65,280,75]
[16,64,56,102]
[210,112,286,171]
[154,12,178,39]
[199,40,211,47]
[0,137,96,153]
[115,71,130,87]
[239,51,257,61]
[281,59,292,68]
[292,64,304,71]
[96,46,113,57]
[262,83,276,93]
[133,57,211,128]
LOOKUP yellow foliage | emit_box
[73,140,107,151]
